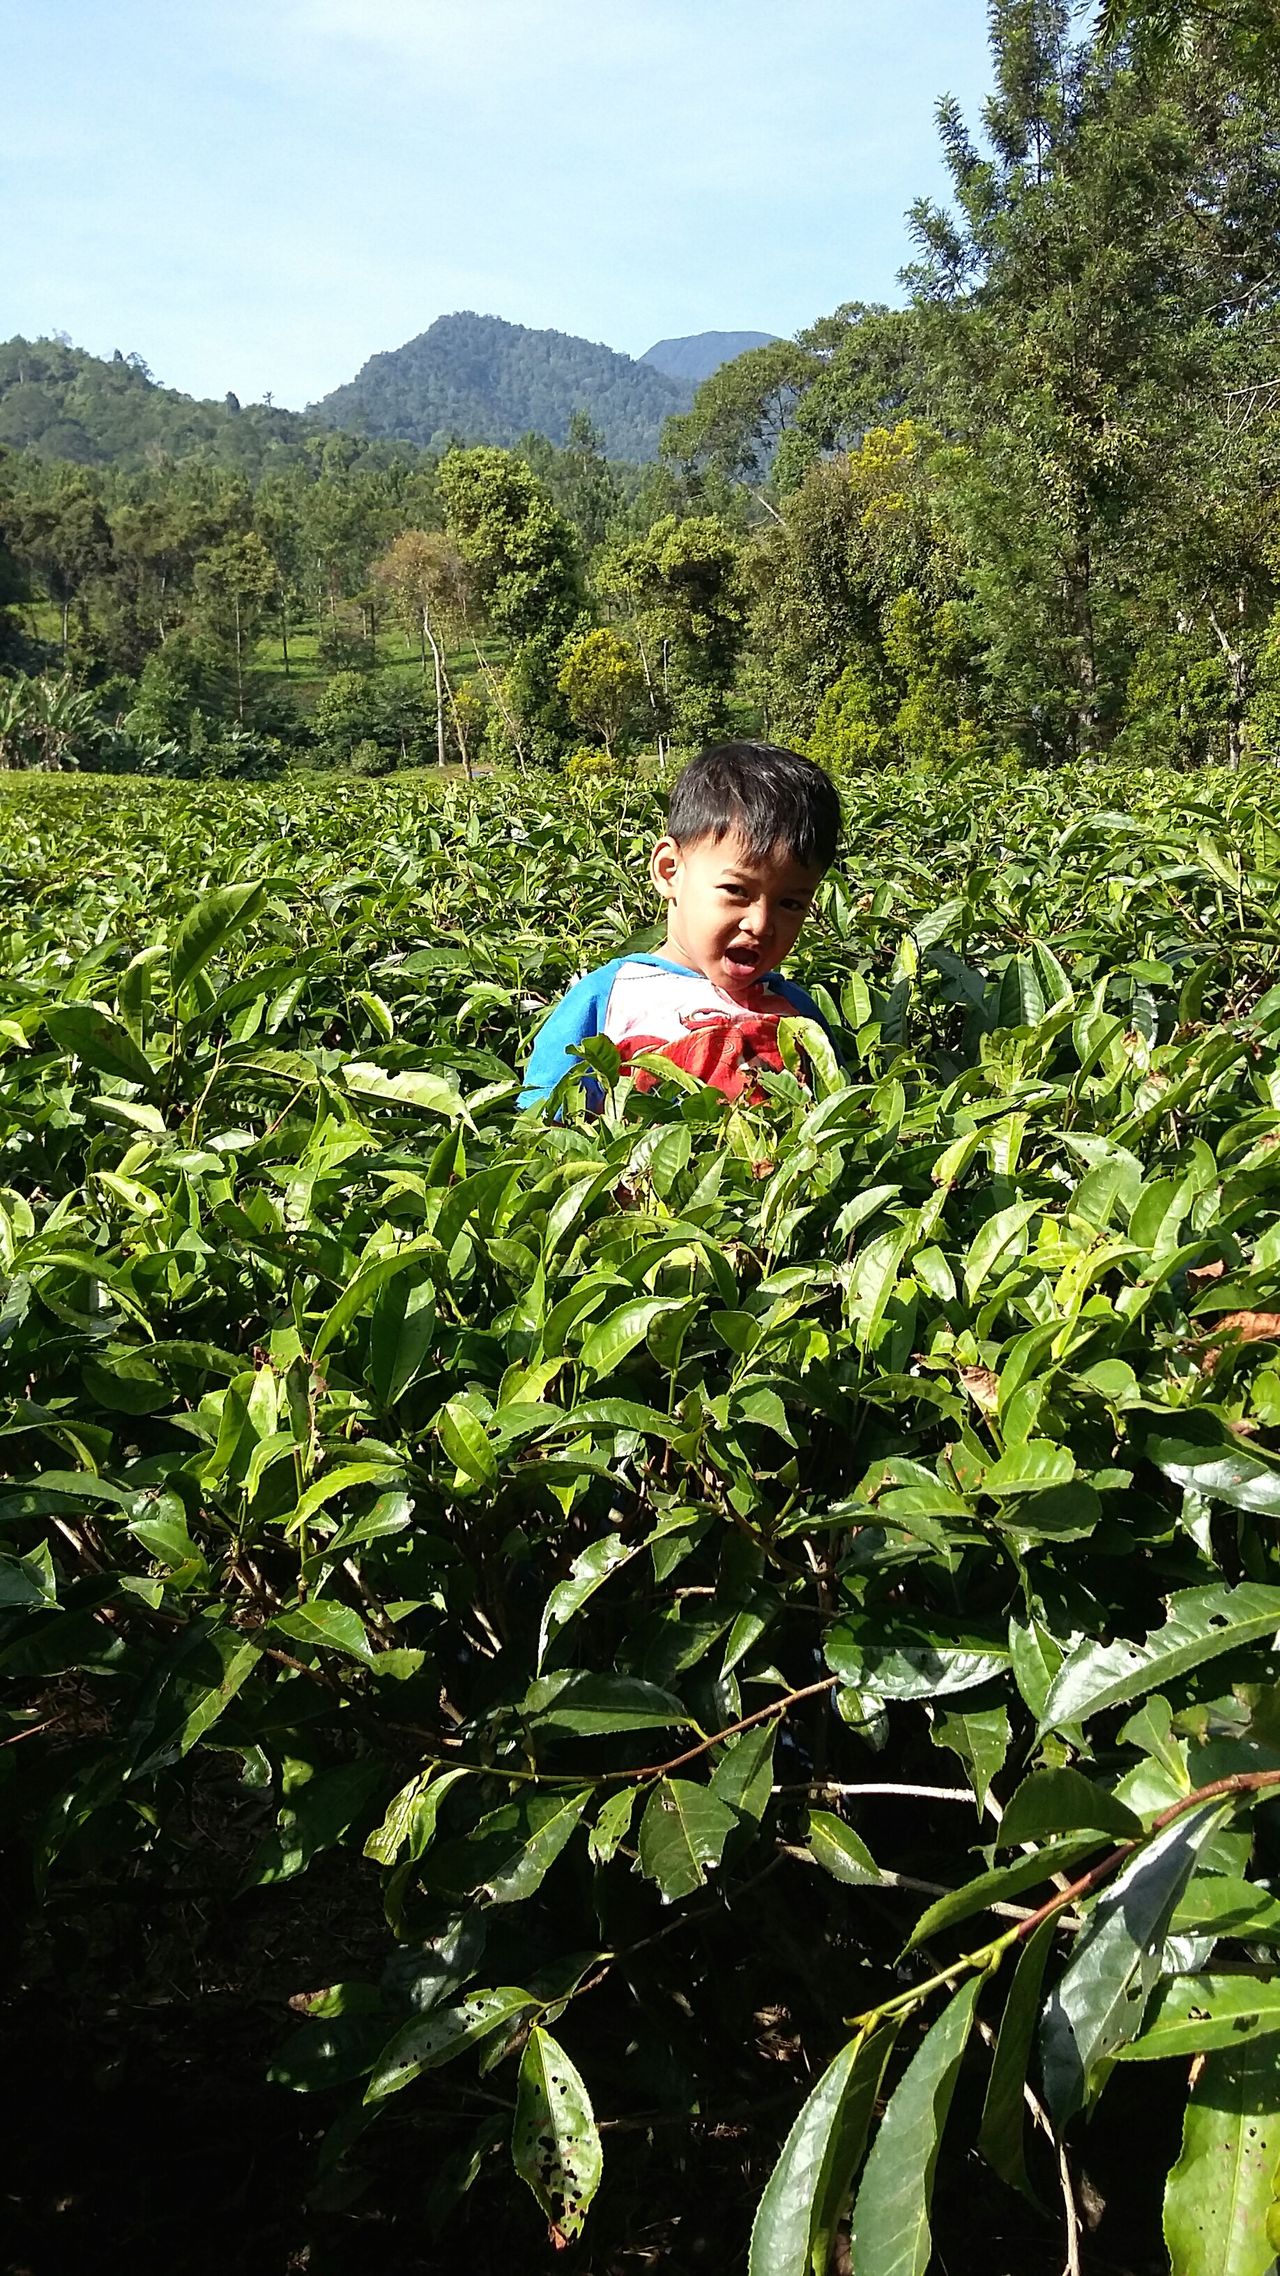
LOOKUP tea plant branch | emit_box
[185,1037,224,1145]
[601,1676,837,1782]
[776,1780,987,1805]
[845,1764,1280,2037]
[780,1843,1069,1927]
[1013,1764,1280,1942]
[1060,2139,1083,2276]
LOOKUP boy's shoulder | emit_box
[519,955,681,1106]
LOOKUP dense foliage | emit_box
[0,336,328,476]
[4,760,1280,2272]
[7,8,1279,784]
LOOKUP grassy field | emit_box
[21,595,506,715]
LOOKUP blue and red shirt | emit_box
[519,952,827,1108]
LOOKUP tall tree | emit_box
[595,514,745,749]
[193,532,277,720]
[440,447,583,761]
[372,529,469,772]
[1096,0,1280,70]
[12,474,113,652]
[905,0,1279,756]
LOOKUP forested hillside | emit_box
[313,312,693,459]
[0,336,329,476]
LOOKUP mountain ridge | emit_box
[0,317,781,476]
[310,311,693,460]
[641,330,778,383]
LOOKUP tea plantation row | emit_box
[1,763,1279,2272]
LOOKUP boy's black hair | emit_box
[667,741,842,871]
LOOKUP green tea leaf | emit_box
[578,1297,691,1379]
[341,1060,465,1118]
[128,1622,261,1777]
[437,1394,497,1486]
[523,1672,686,1736]
[931,1706,1010,1811]
[425,1790,591,1906]
[171,880,268,999]
[638,1778,737,1901]
[46,1002,158,1090]
[998,1767,1142,1846]
[749,2023,899,2276]
[905,1836,1103,1949]
[1040,1802,1230,2124]
[588,1786,638,1865]
[363,1766,470,1867]
[511,2026,602,2244]
[963,1201,1040,1302]
[978,1915,1056,2198]
[366,1987,536,2101]
[1120,1972,1280,2061]
[537,1534,635,1669]
[806,1812,881,1887]
[1041,1585,1280,1732]
[273,1599,374,1662]
[848,1976,980,2276]
[1163,2038,1280,2276]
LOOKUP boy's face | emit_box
[650,827,825,1003]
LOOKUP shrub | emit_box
[563,744,621,779]
[807,656,898,767]
[557,626,647,757]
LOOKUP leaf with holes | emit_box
[511,2026,603,2245]
[638,1779,738,1901]
[1041,1585,1280,1733]
[1162,2037,1280,2276]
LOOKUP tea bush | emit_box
[2,762,1279,2270]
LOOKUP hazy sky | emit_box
[3,0,994,410]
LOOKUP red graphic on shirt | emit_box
[618,1010,786,1102]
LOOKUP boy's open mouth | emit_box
[724,944,761,974]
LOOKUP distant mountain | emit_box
[313,312,693,461]
[641,331,780,384]
[0,335,327,476]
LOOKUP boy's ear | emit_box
[650,836,681,900]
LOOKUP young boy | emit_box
[520,741,841,1108]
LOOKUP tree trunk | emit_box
[461,606,526,766]
[446,672,473,781]
[1207,592,1250,771]
[233,594,244,723]
[423,609,447,770]
[1066,540,1097,755]
[280,592,290,679]
[632,618,666,759]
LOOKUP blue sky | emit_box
[2,0,994,410]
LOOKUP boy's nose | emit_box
[741,902,770,937]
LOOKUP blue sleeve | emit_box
[519,962,621,1107]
